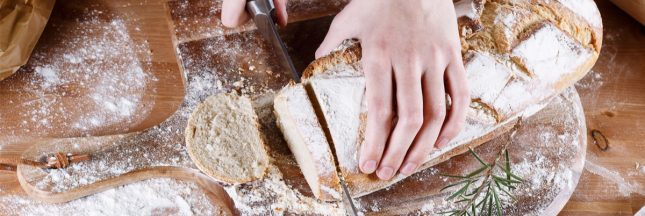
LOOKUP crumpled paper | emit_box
[0,0,55,81]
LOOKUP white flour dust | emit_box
[0,178,225,216]
[15,11,157,136]
[584,161,645,197]
[224,166,344,215]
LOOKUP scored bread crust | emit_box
[299,0,602,198]
[185,93,270,184]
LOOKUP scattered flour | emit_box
[401,91,583,216]
[12,10,157,136]
[0,178,224,216]
[224,166,344,215]
[574,70,604,92]
[584,161,645,196]
[10,9,334,214]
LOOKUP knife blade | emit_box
[246,0,301,83]
[339,175,360,216]
[246,1,358,214]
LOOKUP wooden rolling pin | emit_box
[611,0,645,25]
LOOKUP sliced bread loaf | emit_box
[297,0,601,198]
[185,93,269,184]
[276,0,602,199]
[273,83,343,201]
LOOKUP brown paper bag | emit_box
[0,0,55,81]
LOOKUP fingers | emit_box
[222,0,250,27]
[315,10,354,58]
[359,49,394,175]
[435,60,469,148]
[399,66,447,176]
[274,0,289,26]
[376,62,424,180]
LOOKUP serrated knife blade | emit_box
[246,0,301,83]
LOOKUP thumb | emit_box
[274,0,289,27]
[221,0,250,27]
[315,13,354,58]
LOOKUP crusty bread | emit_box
[185,93,269,184]
[305,76,366,188]
[286,0,603,198]
[273,83,343,201]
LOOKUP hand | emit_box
[315,0,469,180]
[221,0,289,27]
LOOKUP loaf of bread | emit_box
[273,83,343,201]
[277,0,602,199]
[185,93,270,184]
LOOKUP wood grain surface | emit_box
[0,0,185,138]
[0,0,643,215]
[561,1,645,215]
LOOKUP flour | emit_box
[281,85,335,175]
[464,51,514,108]
[34,67,61,88]
[558,0,602,28]
[511,23,593,86]
[0,178,225,216]
[493,7,533,52]
[383,90,584,216]
[309,76,366,172]
[224,166,344,215]
[584,161,645,197]
[15,11,156,136]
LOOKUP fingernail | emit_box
[362,160,377,173]
[436,137,450,148]
[377,167,394,180]
[400,163,418,176]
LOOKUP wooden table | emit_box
[0,0,643,215]
[560,1,645,215]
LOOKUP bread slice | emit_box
[304,76,366,182]
[273,83,343,201]
[185,93,269,184]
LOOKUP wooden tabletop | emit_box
[0,0,644,215]
[560,0,645,215]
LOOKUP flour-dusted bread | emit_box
[185,93,269,184]
[297,0,602,198]
[273,83,343,201]
[305,76,366,188]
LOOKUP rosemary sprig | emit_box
[438,147,523,216]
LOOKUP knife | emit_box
[245,1,359,215]
[245,0,301,83]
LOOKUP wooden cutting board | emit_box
[1,0,587,215]
[12,86,586,215]
[0,0,185,138]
